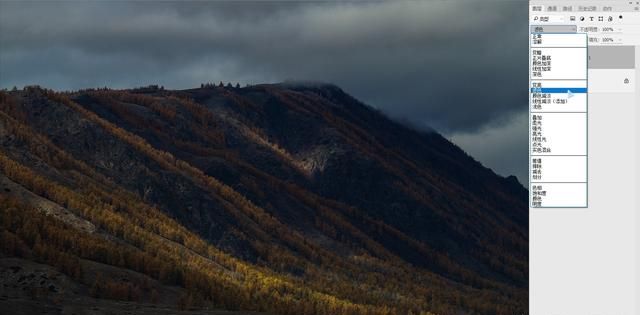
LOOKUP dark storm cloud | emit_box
[0,0,528,181]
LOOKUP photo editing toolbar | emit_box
[530,1,639,314]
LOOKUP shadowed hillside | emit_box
[0,83,527,315]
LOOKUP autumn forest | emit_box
[0,83,528,315]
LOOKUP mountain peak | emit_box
[0,84,527,315]
[277,80,342,90]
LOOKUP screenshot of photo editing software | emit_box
[530,1,639,314]
[5,1,640,314]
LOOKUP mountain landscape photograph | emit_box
[0,1,528,315]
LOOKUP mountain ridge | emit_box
[0,83,527,315]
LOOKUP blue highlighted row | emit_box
[530,88,587,93]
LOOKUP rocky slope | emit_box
[0,83,527,315]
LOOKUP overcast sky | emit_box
[0,0,529,183]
